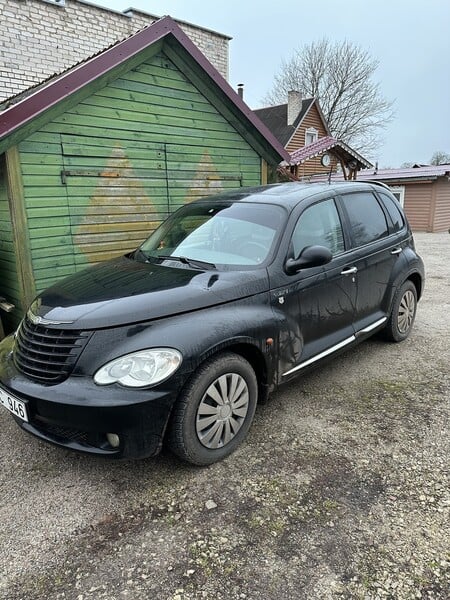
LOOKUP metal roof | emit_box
[352,164,450,181]
[0,16,289,164]
[309,164,450,184]
[289,136,372,168]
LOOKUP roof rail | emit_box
[358,180,392,191]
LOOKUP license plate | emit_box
[0,385,29,422]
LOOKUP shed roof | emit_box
[353,164,450,181]
[310,164,450,184]
[0,16,289,164]
[254,99,317,146]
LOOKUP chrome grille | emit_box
[14,317,90,383]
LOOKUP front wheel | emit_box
[168,353,258,465]
[383,280,418,342]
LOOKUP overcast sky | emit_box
[99,0,449,167]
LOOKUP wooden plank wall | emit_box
[403,183,433,231]
[0,155,21,330]
[18,51,262,293]
[433,179,450,232]
[286,103,329,151]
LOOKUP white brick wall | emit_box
[0,0,230,102]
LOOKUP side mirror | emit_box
[285,245,332,275]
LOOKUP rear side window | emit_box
[291,198,345,258]
[341,192,388,247]
[379,192,405,232]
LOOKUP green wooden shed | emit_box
[0,17,288,333]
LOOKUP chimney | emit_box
[287,90,302,126]
[237,83,244,99]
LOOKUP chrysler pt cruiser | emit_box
[0,182,424,465]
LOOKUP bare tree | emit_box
[264,39,395,156]
[429,150,450,165]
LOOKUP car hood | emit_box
[29,256,270,330]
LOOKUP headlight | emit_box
[94,348,182,388]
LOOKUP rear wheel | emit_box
[168,353,257,465]
[383,280,417,342]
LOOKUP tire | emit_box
[168,353,258,465]
[383,280,418,342]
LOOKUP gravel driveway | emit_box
[0,232,449,600]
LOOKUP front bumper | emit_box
[0,336,177,459]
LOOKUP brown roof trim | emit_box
[0,18,171,140]
[0,16,288,163]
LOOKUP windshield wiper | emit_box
[133,248,149,262]
[156,255,216,270]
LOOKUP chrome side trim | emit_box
[357,317,387,334]
[282,335,356,377]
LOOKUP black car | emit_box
[0,182,424,465]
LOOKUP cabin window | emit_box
[305,127,318,146]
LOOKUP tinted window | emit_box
[342,192,388,247]
[379,193,405,232]
[291,198,345,258]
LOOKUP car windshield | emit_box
[138,201,286,269]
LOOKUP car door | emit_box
[269,196,357,381]
[337,190,399,333]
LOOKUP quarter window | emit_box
[342,192,388,247]
[379,193,405,232]
[291,198,345,258]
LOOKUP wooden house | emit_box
[0,17,288,332]
[254,91,371,179]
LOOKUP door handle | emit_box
[391,247,402,255]
[341,266,358,275]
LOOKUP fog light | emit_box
[106,433,120,448]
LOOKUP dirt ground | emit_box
[0,232,449,600]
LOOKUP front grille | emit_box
[14,317,91,383]
[35,420,90,445]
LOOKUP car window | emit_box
[379,192,405,232]
[139,202,286,267]
[291,198,345,258]
[341,192,389,247]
